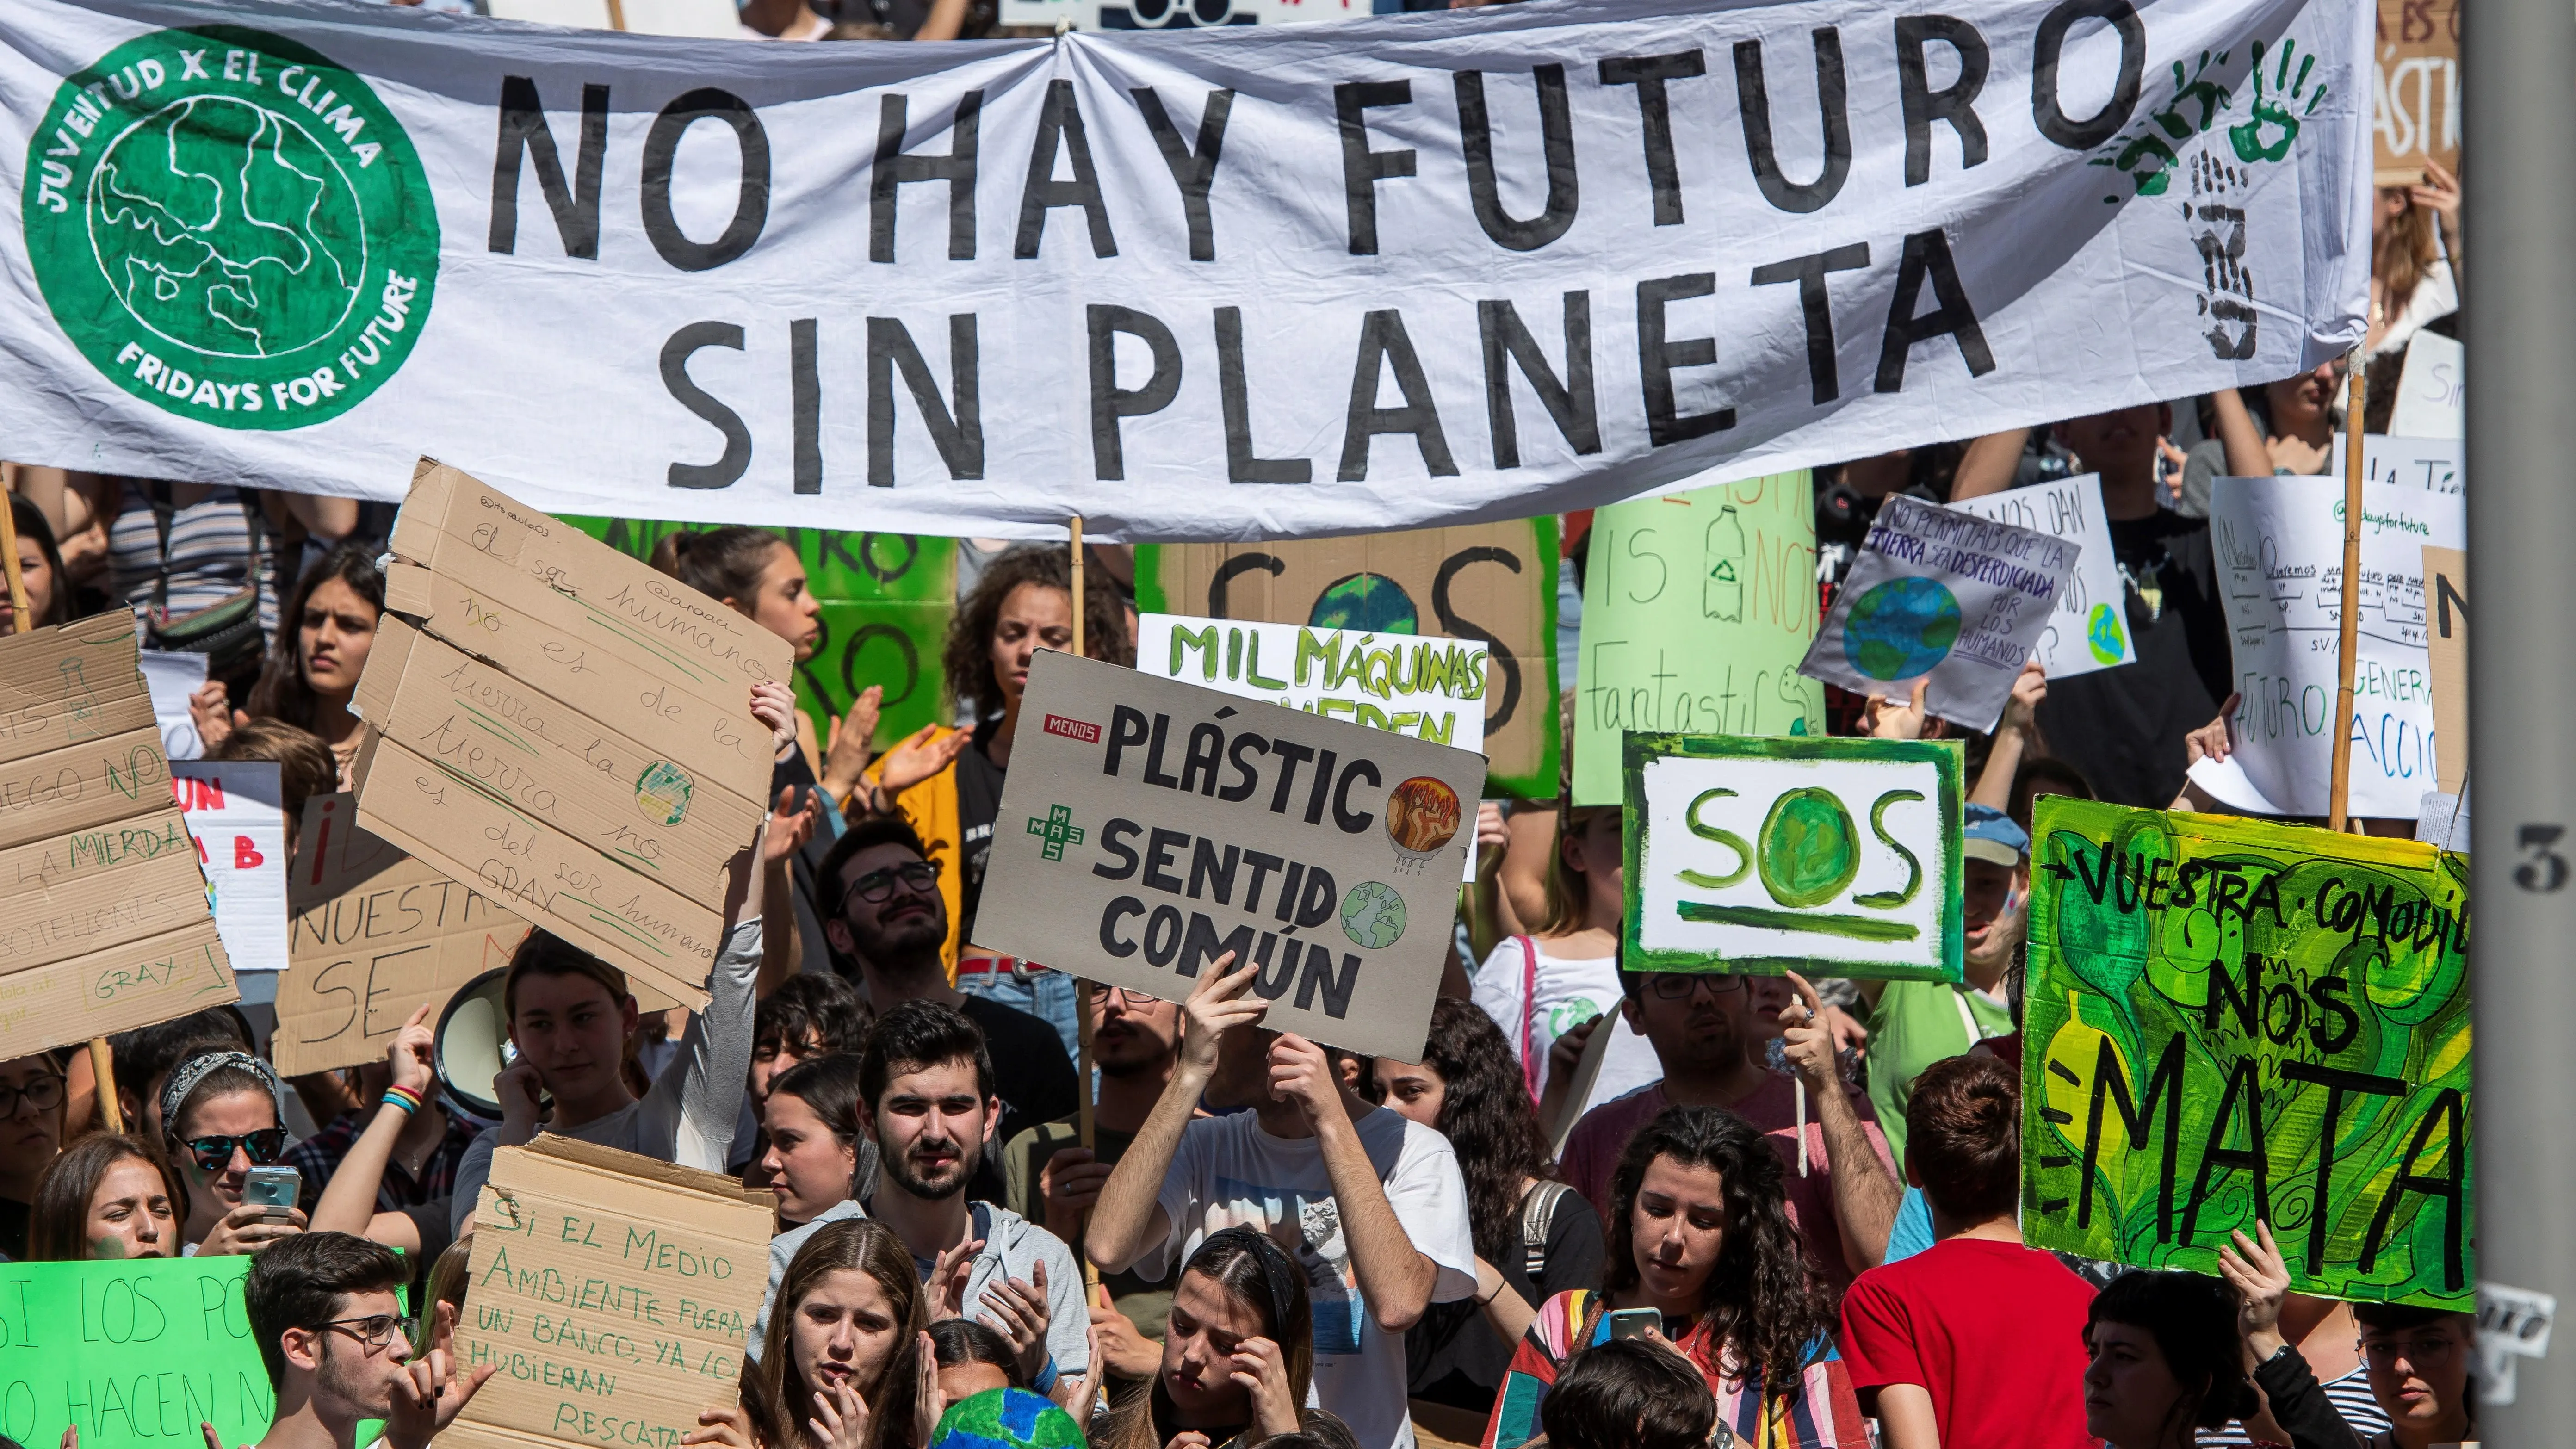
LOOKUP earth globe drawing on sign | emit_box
[90,94,364,358]
[1309,573,1418,634]
[1341,880,1407,950]
[2087,602,2129,665]
[1842,576,1963,680]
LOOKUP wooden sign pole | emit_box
[1070,517,1101,1293]
[0,490,124,1133]
[2328,353,2367,833]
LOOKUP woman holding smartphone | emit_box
[160,1049,306,1256]
[1483,1106,1868,1449]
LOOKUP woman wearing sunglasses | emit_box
[161,1049,308,1256]
[0,1050,69,1259]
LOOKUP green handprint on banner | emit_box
[2092,51,2233,199]
[2229,38,2327,164]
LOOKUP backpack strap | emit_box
[1520,1180,1572,1280]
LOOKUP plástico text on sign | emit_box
[977,652,1485,1061]
[1624,734,1963,983]
[2021,799,2471,1308]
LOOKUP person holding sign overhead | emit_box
[446,680,796,1235]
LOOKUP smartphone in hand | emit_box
[243,1164,301,1222]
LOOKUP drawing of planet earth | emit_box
[1309,572,1418,634]
[1341,879,1407,950]
[2087,601,2129,665]
[1842,576,1962,680]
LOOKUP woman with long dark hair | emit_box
[1095,1226,1313,1449]
[3,493,75,631]
[1371,998,1601,1435]
[1483,1105,1867,1449]
[25,1132,183,1260]
[192,541,382,787]
[687,1219,931,1449]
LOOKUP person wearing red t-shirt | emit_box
[1838,1054,2096,1449]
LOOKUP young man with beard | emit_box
[817,816,1077,1202]
[1858,805,2030,1164]
[1556,962,1900,1290]
[1086,960,1477,1449]
[242,1232,489,1449]
[753,1001,1091,1406]
[999,983,1184,1382]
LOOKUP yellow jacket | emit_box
[860,726,966,972]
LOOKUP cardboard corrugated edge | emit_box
[0,916,238,1059]
[380,562,774,807]
[357,615,763,898]
[0,808,214,976]
[0,724,174,854]
[516,1132,777,1212]
[350,730,716,1011]
[0,612,155,770]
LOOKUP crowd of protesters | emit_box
[0,62,2475,1449]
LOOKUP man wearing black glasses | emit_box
[244,1232,488,1449]
[816,815,1077,1202]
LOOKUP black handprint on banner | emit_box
[2190,153,2258,360]
[2229,38,2327,163]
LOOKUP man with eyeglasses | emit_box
[0,1051,68,1260]
[1557,962,1900,1292]
[242,1232,489,1449]
[816,815,1077,1203]
[999,981,1187,1384]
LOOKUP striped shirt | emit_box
[2202,1364,2392,1446]
[108,480,281,639]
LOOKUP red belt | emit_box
[955,954,1052,978]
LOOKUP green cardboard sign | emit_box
[558,519,956,755]
[1573,473,1823,806]
[2022,799,2473,1308]
[0,1255,274,1449]
[1622,733,1962,981]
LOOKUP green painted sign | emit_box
[1573,474,1823,806]
[559,520,956,758]
[25,26,439,429]
[2022,799,2473,1309]
[0,1254,400,1449]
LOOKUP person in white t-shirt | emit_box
[1469,803,1659,1124]
[1088,959,1477,1449]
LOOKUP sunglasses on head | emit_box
[176,1128,290,1173]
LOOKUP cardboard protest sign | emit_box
[1801,494,2078,734]
[0,1254,280,1449]
[1624,734,1962,982]
[2373,0,2459,185]
[2207,475,2462,819]
[276,855,532,1076]
[288,793,403,914]
[565,517,958,757]
[0,612,235,1059]
[360,461,787,1008]
[1573,473,1823,806]
[170,761,287,972]
[2422,545,2466,794]
[451,1136,774,1449]
[1138,521,1558,799]
[975,652,1482,1061]
[2387,332,2465,440]
[1946,474,2136,680]
[2022,798,2472,1308]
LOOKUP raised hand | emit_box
[1999,660,2047,735]
[2215,1219,2293,1359]
[1863,679,1933,741]
[387,1002,436,1101]
[1775,972,1838,1089]
[911,1331,946,1449]
[1266,1033,1339,1126]
[977,1259,1053,1377]
[187,681,241,753]
[928,1238,981,1321]
[1177,954,1263,1082]
[820,686,883,801]
[766,784,821,865]
[807,1378,870,1449]
[876,725,970,799]
[384,1346,496,1449]
[749,681,798,758]
[2184,693,2242,768]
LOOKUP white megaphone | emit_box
[433,967,526,1121]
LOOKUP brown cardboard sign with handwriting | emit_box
[275,855,532,1076]
[450,1136,775,1449]
[0,615,235,1058]
[975,652,1484,1062]
[2423,545,2466,794]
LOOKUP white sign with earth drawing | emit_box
[1945,473,2136,680]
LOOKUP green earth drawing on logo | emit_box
[2087,602,2129,665]
[1841,577,1962,681]
[1341,880,1407,951]
[1309,574,1418,635]
[634,762,694,826]
[24,26,439,429]
[1757,787,1861,909]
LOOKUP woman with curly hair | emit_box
[1482,1105,1867,1449]
[852,544,1131,1046]
[1371,998,1603,1437]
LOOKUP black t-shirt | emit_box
[0,1195,28,1261]
[958,994,1078,1203]
[1407,1183,1606,1410]
[2034,509,2233,809]
[953,720,1007,947]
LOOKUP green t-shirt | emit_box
[999,1115,1177,1350]
[1864,979,2015,1164]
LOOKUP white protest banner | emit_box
[2203,473,2462,818]
[1003,0,1378,31]
[2387,331,2464,439]
[1945,472,2135,679]
[0,0,2367,540]
[1800,493,2077,732]
[171,760,289,971]
[1624,734,1962,981]
[976,650,1482,1060]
